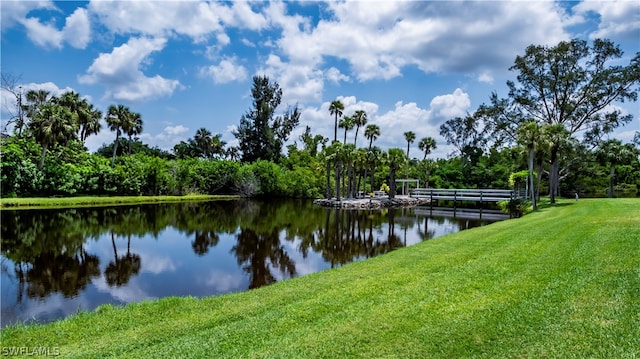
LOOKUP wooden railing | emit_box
[410,188,517,203]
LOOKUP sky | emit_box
[1,0,639,159]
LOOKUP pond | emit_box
[0,199,508,328]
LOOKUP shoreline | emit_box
[313,195,431,209]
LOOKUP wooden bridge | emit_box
[410,188,519,204]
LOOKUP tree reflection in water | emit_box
[1,199,495,327]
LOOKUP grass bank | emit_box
[0,194,239,209]
[1,199,638,358]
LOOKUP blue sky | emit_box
[2,0,639,159]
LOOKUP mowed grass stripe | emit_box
[1,199,638,358]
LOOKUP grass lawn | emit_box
[1,198,638,358]
[0,194,238,209]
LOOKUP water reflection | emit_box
[1,199,498,327]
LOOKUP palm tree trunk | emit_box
[38,144,48,169]
[111,132,120,166]
[335,161,342,201]
[528,147,537,211]
[608,165,615,198]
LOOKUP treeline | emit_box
[2,38,640,201]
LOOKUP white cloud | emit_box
[9,4,91,49]
[428,89,471,122]
[325,67,351,84]
[200,58,248,84]
[573,0,640,39]
[258,54,325,104]
[62,8,91,49]
[137,125,190,152]
[79,37,181,102]
[0,0,55,31]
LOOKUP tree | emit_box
[339,115,354,144]
[516,121,541,210]
[56,91,102,144]
[596,139,639,197]
[194,127,213,158]
[300,126,327,157]
[1,73,26,136]
[352,110,367,146]
[418,137,437,189]
[329,100,344,143]
[386,148,406,199]
[506,38,639,202]
[364,124,380,150]
[28,102,76,168]
[123,112,143,155]
[403,131,416,159]
[234,75,300,163]
[106,104,138,165]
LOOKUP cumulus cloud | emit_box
[137,124,190,152]
[573,0,640,39]
[258,54,325,104]
[200,57,248,84]
[0,0,55,31]
[79,37,181,102]
[7,4,90,49]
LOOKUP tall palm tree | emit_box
[329,100,344,143]
[20,89,51,137]
[352,110,367,146]
[418,137,437,190]
[106,104,134,165]
[124,112,143,155]
[403,131,416,159]
[516,121,541,210]
[403,131,416,193]
[418,137,437,160]
[194,127,213,158]
[339,115,354,144]
[56,91,102,143]
[28,102,76,169]
[364,124,380,151]
[79,103,102,143]
[387,148,406,199]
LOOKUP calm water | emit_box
[0,199,506,327]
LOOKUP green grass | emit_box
[1,198,638,358]
[0,194,238,209]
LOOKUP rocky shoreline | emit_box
[313,195,431,209]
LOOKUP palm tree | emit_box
[106,104,135,165]
[403,131,416,193]
[418,137,437,189]
[352,110,367,146]
[194,127,213,158]
[385,148,406,199]
[517,121,541,210]
[123,112,143,155]
[57,91,103,143]
[329,100,344,143]
[79,103,102,143]
[403,131,416,159]
[210,134,226,158]
[28,102,76,168]
[364,124,380,151]
[20,89,51,137]
[339,115,354,144]
[418,137,437,160]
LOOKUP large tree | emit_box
[506,38,639,202]
[234,75,300,163]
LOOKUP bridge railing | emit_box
[410,188,517,203]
